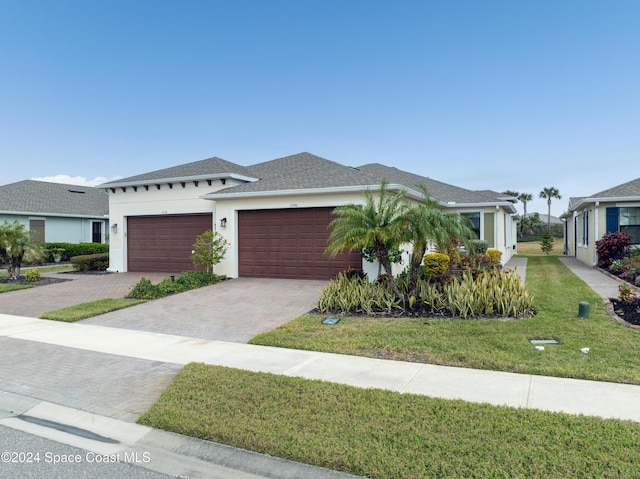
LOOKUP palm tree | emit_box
[517,192,533,236]
[0,220,43,278]
[539,187,561,231]
[403,186,476,297]
[326,180,408,300]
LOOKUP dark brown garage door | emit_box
[238,207,362,279]
[127,214,212,272]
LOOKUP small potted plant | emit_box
[50,248,65,263]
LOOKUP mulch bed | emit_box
[0,276,70,286]
[610,299,640,326]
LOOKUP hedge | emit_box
[45,242,109,261]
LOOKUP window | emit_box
[92,221,103,243]
[582,210,589,245]
[460,212,481,239]
[619,207,640,244]
[29,219,45,242]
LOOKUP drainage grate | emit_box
[18,415,119,443]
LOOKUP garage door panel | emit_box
[127,214,212,273]
[238,207,362,279]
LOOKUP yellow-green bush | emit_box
[486,249,503,266]
[422,253,450,281]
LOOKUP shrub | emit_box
[317,269,535,319]
[618,283,635,304]
[317,273,401,314]
[23,243,47,265]
[70,253,109,271]
[610,259,623,274]
[422,253,450,282]
[442,270,534,319]
[471,239,489,254]
[127,278,165,299]
[25,268,41,282]
[45,242,109,262]
[595,232,631,268]
[176,271,224,289]
[157,277,187,295]
[127,272,225,300]
[486,249,503,266]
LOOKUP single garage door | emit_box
[238,207,362,279]
[127,214,212,272]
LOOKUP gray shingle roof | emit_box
[0,180,108,217]
[589,177,640,198]
[217,152,377,194]
[204,154,513,210]
[99,157,256,187]
[355,163,507,204]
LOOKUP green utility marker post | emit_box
[578,301,590,318]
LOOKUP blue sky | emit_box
[1,1,638,217]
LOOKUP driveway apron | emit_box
[0,272,168,318]
[81,278,327,343]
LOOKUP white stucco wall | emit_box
[107,181,516,276]
[106,180,235,272]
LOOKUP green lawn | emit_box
[40,298,146,322]
[251,256,640,385]
[0,264,74,277]
[0,283,33,293]
[140,363,640,479]
[140,257,640,477]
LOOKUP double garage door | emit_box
[239,207,362,279]
[127,208,362,278]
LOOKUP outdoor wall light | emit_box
[111,223,118,233]
[220,217,227,228]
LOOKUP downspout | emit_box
[593,201,599,266]
[495,206,500,252]
[573,211,578,258]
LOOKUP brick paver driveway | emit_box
[0,272,168,318]
[0,272,326,343]
[82,277,327,342]
[0,273,326,421]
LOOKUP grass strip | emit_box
[40,298,146,322]
[251,256,640,384]
[139,363,640,479]
[0,283,33,293]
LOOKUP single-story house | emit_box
[561,177,640,265]
[0,180,109,243]
[101,152,518,279]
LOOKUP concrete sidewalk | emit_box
[2,314,639,423]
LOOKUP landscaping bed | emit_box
[0,275,69,287]
[610,298,640,326]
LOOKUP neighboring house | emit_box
[524,213,563,226]
[101,152,518,279]
[0,180,109,244]
[561,177,640,265]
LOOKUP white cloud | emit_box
[31,174,123,187]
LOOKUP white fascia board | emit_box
[0,210,108,219]
[442,202,518,214]
[100,173,258,189]
[200,183,422,201]
[569,196,640,212]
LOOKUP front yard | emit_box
[251,256,640,385]
[139,255,640,478]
